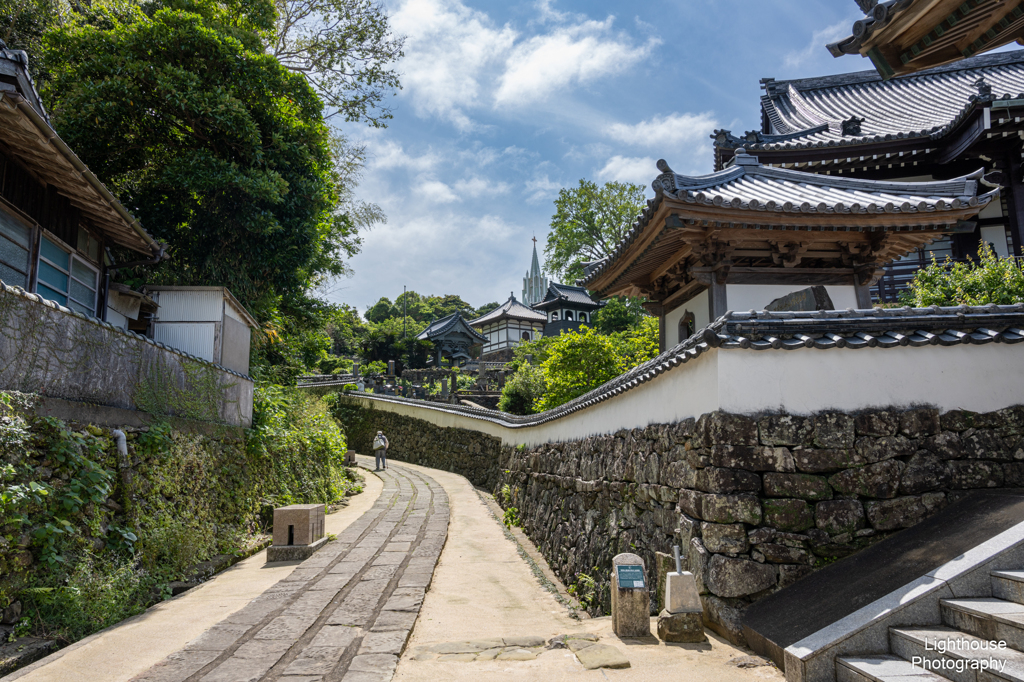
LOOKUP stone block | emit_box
[865,496,934,531]
[899,408,940,438]
[792,448,859,473]
[854,435,915,464]
[948,460,1004,489]
[695,467,761,494]
[697,411,758,447]
[815,499,865,535]
[701,493,761,525]
[899,452,951,494]
[657,609,706,643]
[1004,462,1024,486]
[611,553,651,638]
[272,504,326,547]
[758,415,813,446]
[702,595,747,646]
[654,551,673,612]
[923,432,964,459]
[778,564,814,588]
[854,411,899,437]
[677,489,702,518]
[940,410,978,432]
[706,555,777,598]
[687,538,710,594]
[701,522,749,554]
[710,445,794,472]
[828,460,903,499]
[963,430,1011,460]
[267,535,329,562]
[665,571,702,614]
[762,472,832,500]
[574,643,631,669]
[676,512,700,547]
[763,499,814,532]
[758,543,814,565]
[813,413,855,449]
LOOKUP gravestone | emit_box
[440,378,449,397]
[611,553,651,638]
[267,504,328,562]
[657,546,706,642]
[387,359,396,375]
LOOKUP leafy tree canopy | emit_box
[900,244,1024,307]
[544,179,647,283]
[40,0,346,315]
[593,296,649,334]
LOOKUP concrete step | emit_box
[836,655,950,682]
[993,572,1024,606]
[941,598,1024,652]
[890,625,1024,682]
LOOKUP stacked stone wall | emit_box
[332,396,1024,644]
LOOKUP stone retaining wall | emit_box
[332,396,1024,645]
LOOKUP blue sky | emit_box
[327,0,872,314]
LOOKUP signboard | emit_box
[616,564,645,589]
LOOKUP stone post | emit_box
[440,378,448,397]
[611,553,651,638]
[657,545,706,642]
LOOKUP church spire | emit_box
[522,236,549,307]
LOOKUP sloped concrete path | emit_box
[129,457,448,682]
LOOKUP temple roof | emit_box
[0,50,160,255]
[469,295,546,326]
[531,282,603,311]
[581,154,996,297]
[715,50,1024,158]
[416,312,487,343]
[827,0,1024,79]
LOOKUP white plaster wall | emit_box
[718,343,1024,415]
[349,350,721,447]
[981,225,1011,257]
[726,284,859,312]
[665,290,710,348]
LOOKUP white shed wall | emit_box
[152,290,224,322]
[726,284,859,312]
[154,323,217,362]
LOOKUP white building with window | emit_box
[469,294,547,361]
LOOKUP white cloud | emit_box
[606,112,718,150]
[368,140,440,173]
[524,174,562,203]
[416,179,459,203]
[596,155,657,185]
[390,0,516,130]
[495,19,659,107]
[453,177,510,197]
[783,20,851,69]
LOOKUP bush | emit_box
[497,363,545,415]
[900,243,1024,306]
[535,326,623,412]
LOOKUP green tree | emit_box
[497,362,545,416]
[900,244,1024,307]
[544,179,647,283]
[610,316,660,368]
[425,294,475,319]
[593,296,648,333]
[473,301,500,318]
[535,326,622,412]
[41,0,345,314]
[365,297,397,323]
[270,0,403,127]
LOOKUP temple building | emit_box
[581,151,995,350]
[712,49,1024,300]
[827,0,1024,79]
[416,312,487,367]
[522,237,549,307]
[531,282,604,336]
[469,294,547,361]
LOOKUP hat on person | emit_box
[377,431,383,434]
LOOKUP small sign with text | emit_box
[616,564,645,589]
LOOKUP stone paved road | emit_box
[132,458,448,682]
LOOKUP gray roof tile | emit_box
[469,296,546,326]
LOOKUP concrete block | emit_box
[272,504,326,547]
[665,571,702,614]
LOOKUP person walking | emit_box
[373,430,389,470]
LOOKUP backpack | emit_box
[373,434,386,450]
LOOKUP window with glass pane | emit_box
[37,236,70,306]
[0,210,30,288]
[69,257,98,315]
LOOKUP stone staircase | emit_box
[838,571,1024,682]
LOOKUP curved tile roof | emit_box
[579,154,996,289]
[730,50,1024,152]
[323,305,1024,429]
[470,295,546,326]
[416,312,487,342]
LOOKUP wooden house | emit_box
[469,294,546,361]
[0,47,164,325]
[712,49,1024,300]
[416,312,487,367]
[531,282,604,336]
